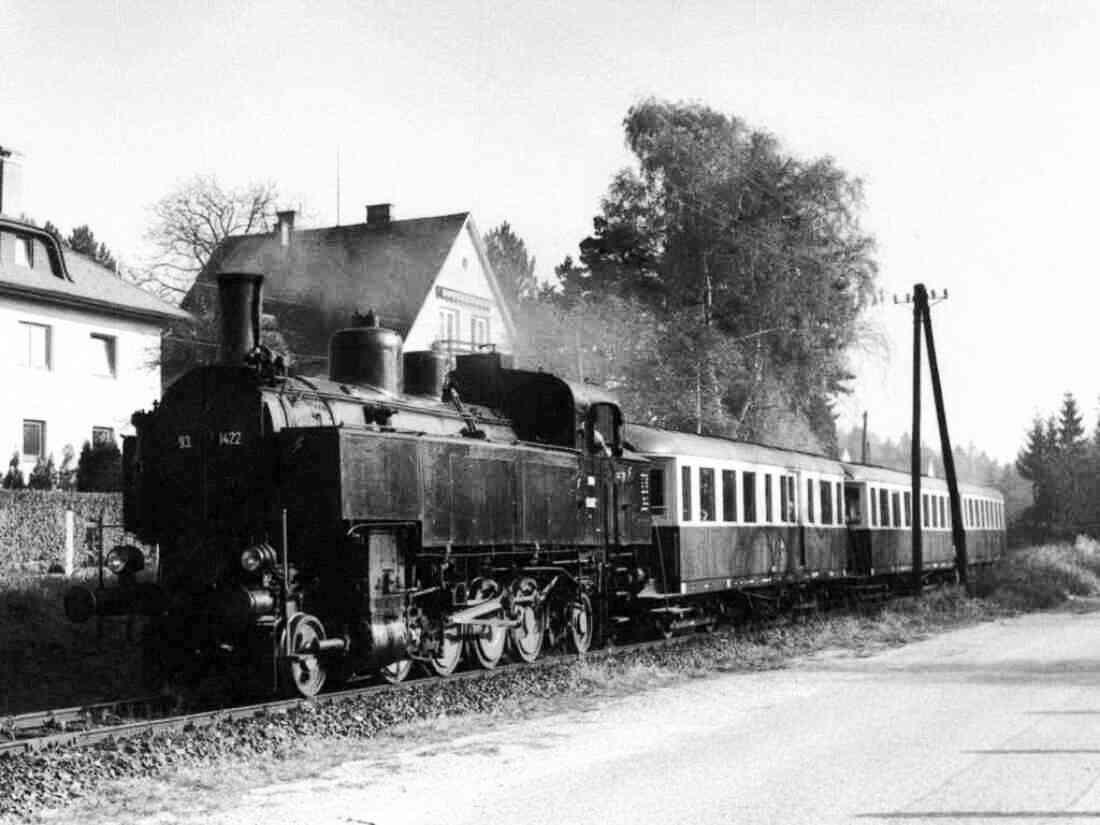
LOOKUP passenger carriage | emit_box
[841,463,1006,582]
[626,425,851,618]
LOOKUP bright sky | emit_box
[4,0,1097,462]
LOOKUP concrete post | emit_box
[64,509,75,576]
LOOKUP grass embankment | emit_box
[0,574,144,715]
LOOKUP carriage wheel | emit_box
[430,623,464,676]
[380,659,413,684]
[567,593,594,654]
[280,613,327,698]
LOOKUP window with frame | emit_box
[22,419,45,459]
[787,476,797,522]
[470,315,489,347]
[806,478,816,524]
[742,472,757,523]
[90,333,117,377]
[870,486,878,527]
[92,426,114,446]
[835,482,844,525]
[721,470,737,522]
[922,493,930,527]
[19,322,51,370]
[438,308,459,345]
[764,474,774,522]
[780,475,790,523]
[903,491,912,527]
[681,466,693,522]
[699,468,715,522]
[879,489,890,528]
[820,480,833,526]
[939,497,947,528]
[891,492,901,530]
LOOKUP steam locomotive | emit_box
[64,272,1005,697]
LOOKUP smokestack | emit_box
[0,145,25,217]
[365,203,391,228]
[276,210,295,247]
[217,272,264,364]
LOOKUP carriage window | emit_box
[587,403,619,456]
[844,485,862,524]
[764,475,774,523]
[939,497,946,528]
[891,492,901,530]
[820,480,833,526]
[806,479,816,524]
[879,489,890,528]
[788,476,797,522]
[903,491,911,527]
[699,468,715,522]
[870,487,877,526]
[780,475,789,523]
[922,493,930,527]
[681,466,693,522]
[649,469,665,516]
[722,470,737,521]
[835,482,843,525]
[743,472,757,523]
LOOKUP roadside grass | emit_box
[973,537,1100,610]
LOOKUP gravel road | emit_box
[176,607,1100,825]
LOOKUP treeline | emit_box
[487,99,879,454]
[1015,393,1100,533]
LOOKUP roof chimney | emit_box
[366,203,391,228]
[0,145,25,217]
[276,209,296,247]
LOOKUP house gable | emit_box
[404,217,515,354]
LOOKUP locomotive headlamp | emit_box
[240,543,277,573]
[105,545,145,575]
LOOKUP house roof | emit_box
[0,217,189,324]
[186,212,515,340]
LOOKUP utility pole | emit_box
[895,283,965,594]
[909,285,923,594]
[861,410,869,464]
[922,297,968,588]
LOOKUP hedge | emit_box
[0,490,128,576]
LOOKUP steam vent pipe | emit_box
[217,272,264,364]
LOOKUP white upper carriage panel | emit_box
[625,424,848,530]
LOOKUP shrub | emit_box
[57,443,77,491]
[2,451,25,490]
[27,454,56,490]
[76,439,122,492]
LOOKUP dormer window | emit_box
[13,235,33,268]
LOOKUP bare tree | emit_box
[136,174,279,303]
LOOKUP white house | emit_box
[0,216,189,477]
[178,204,516,381]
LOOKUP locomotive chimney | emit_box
[216,272,264,364]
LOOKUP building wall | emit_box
[404,224,513,355]
[0,295,162,476]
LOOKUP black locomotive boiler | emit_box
[67,272,652,696]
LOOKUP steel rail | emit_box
[1,695,170,737]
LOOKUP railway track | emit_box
[0,630,712,757]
